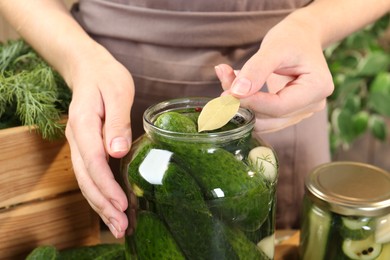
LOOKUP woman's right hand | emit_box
[65,42,135,238]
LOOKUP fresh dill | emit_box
[0,39,72,139]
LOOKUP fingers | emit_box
[229,50,277,97]
[66,90,129,237]
[66,122,128,238]
[240,81,330,118]
[214,64,236,91]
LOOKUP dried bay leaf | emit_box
[198,95,240,132]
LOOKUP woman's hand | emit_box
[215,12,334,134]
[65,44,134,239]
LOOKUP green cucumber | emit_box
[154,111,197,133]
[225,225,270,260]
[133,211,185,260]
[301,205,332,260]
[155,162,237,259]
[26,246,58,260]
[59,244,125,259]
[340,216,374,240]
[172,144,271,231]
[342,235,382,260]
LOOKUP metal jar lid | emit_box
[305,161,390,217]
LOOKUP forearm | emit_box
[290,0,390,48]
[0,0,104,87]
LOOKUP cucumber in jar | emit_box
[133,211,185,260]
[341,235,382,260]
[154,110,272,231]
[155,161,238,259]
[154,111,197,133]
[224,225,271,260]
[301,203,332,260]
[340,216,374,240]
[173,144,271,231]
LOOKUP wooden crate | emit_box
[0,125,100,259]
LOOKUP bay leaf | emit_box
[197,95,240,132]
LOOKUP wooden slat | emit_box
[0,191,100,260]
[0,125,78,208]
[333,118,390,172]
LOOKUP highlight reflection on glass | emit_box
[139,149,173,185]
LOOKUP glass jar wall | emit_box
[124,97,278,259]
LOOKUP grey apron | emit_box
[72,0,330,229]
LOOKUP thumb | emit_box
[230,50,279,98]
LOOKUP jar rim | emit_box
[305,161,390,216]
[143,97,255,143]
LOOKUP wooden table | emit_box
[274,230,300,260]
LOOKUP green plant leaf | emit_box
[351,111,369,136]
[357,51,390,77]
[369,72,390,94]
[343,95,362,114]
[368,92,390,117]
[329,76,364,102]
[333,109,355,143]
[369,115,387,141]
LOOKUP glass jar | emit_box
[300,161,390,260]
[123,97,278,259]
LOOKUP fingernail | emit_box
[214,65,223,80]
[111,137,129,152]
[111,199,123,212]
[232,78,252,95]
[109,218,121,238]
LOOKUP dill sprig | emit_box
[0,39,72,139]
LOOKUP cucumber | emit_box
[340,216,374,240]
[133,211,185,260]
[27,244,125,260]
[244,195,276,245]
[155,162,237,259]
[301,205,332,260]
[59,244,125,259]
[172,145,271,231]
[154,111,197,133]
[224,225,270,260]
[26,246,58,260]
[342,235,382,260]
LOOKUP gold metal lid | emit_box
[305,161,390,216]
